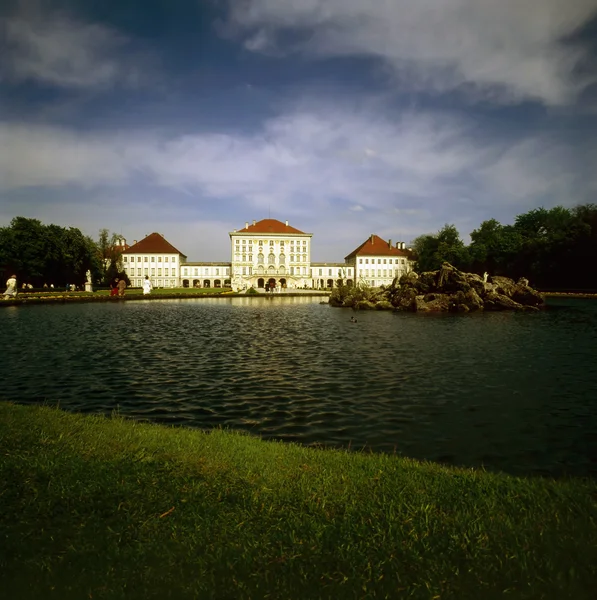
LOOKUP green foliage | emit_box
[97,228,127,286]
[2,403,597,599]
[413,224,469,272]
[329,280,380,307]
[467,204,597,289]
[0,217,97,286]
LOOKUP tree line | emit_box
[0,217,129,288]
[412,204,597,290]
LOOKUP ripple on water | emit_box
[1,296,597,478]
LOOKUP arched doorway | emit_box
[257,278,265,288]
[214,279,221,288]
[182,279,189,288]
[203,280,210,288]
[192,279,200,288]
[268,278,276,292]
[327,279,334,288]
[347,279,354,287]
[337,279,343,287]
[279,278,287,288]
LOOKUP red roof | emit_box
[235,219,308,235]
[345,234,410,260]
[123,233,186,256]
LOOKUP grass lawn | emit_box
[1,403,596,600]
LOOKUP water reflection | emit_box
[2,297,596,478]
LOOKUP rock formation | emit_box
[329,262,545,312]
[388,263,544,312]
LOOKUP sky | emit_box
[1,0,596,261]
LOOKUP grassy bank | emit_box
[1,404,596,600]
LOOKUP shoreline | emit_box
[0,291,331,308]
[1,402,596,599]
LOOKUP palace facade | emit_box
[122,219,413,290]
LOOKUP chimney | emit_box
[245,222,249,229]
[285,220,288,226]
[133,240,137,245]
[388,238,392,248]
[233,229,237,233]
[370,234,374,243]
[252,220,256,226]
[401,242,406,249]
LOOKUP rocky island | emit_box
[330,262,545,312]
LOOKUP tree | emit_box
[0,217,97,287]
[97,229,126,285]
[412,225,468,272]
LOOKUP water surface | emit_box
[2,296,596,478]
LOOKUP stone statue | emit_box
[483,271,488,283]
[86,270,92,283]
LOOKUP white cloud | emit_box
[0,101,590,258]
[223,0,597,105]
[2,8,151,89]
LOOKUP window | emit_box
[249,255,252,261]
[318,269,322,276]
[172,257,176,263]
[123,256,127,262]
[290,255,294,262]
[165,257,169,262]
[269,240,274,246]
[137,257,141,262]
[359,259,363,264]
[383,259,387,264]
[158,257,162,263]
[137,268,141,276]
[303,241,306,246]
[144,256,148,262]
[378,259,381,264]
[258,253,264,264]
[165,268,169,276]
[279,253,286,265]
[268,253,275,264]
[242,267,246,275]
[216,268,219,275]
[205,268,209,275]
[151,268,155,276]
[194,268,198,276]
[378,269,381,277]
[144,268,148,275]
[242,254,246,262]
[259,240,263,246]
[365,259,369,264]
[280,241,284,247]
[225,268,229,275]
[151,256,155,262]
[328,269,332,276]
[302,255,306,262]
[158,269,162,276]
[242,240,246,245]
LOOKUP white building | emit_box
[310,263,355,289]
[345,234,413,288]
[121,225,414,291]
[181,262,231,288]
[122,233,186,288]
[229,219,313,291]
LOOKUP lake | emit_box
[2,296,596,478]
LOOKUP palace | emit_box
[122,218,413,291]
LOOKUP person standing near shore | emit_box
[143,275,153,295]
[117,278,126,297]
[4,274,17,299]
